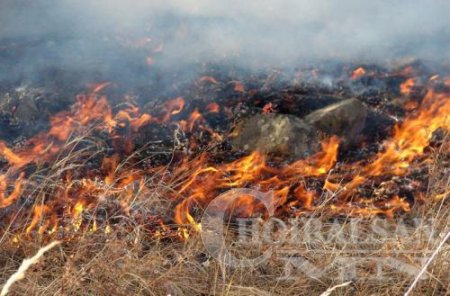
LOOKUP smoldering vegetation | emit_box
[0,2,449,295]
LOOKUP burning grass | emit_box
[0,64,449,295]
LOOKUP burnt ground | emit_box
[0,37,450,295]
[0,37,441,146]
[0,53,446,163]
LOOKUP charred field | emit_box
[0,56,449,295]
[0,2,450,295]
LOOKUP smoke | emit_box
[1,0,449,83]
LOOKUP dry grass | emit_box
[0,201,448,295]
[1,241,60,296]
[0,129,449,296]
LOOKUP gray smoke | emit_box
[1,0,449,82]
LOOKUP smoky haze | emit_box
[1,0,450,82]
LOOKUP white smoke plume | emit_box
[1,0,449,80]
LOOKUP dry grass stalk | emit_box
[404,230,450,296]
[0,241,60,296]
[319,281,352,296]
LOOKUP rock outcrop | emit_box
[230,113,319,158]
[304,98,368,145]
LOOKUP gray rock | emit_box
[305,98,368,144]
[0,86,44,121]
[14,96,40,120]
[230,113,319,158]
[0,85,64,141]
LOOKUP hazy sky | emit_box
[1,0,449,68]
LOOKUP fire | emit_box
[163,97,185,122]
[170,136,340,229]
[115,106,153,132]
[262,102,275,113]
[102,154,119,185]
[187,109,202,132]
[283,137,340,176]
[72,201,85,231]
[0,173,24,208]
[0,72,449,241]
[0,142,26,167]
[400,78,415,95]
[351,67,366,79]
[397,65,415,77]
[206,103,220,113]
[233,81,245,92]
[198,76,219,85]
[0,92,117,170]
[329,195,410,219]
[26,205,57,235]
[328,88,450,203]
[363,90,450,176]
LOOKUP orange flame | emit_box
[364,90,450,177]
[332,89,450,203]
[198,76,219,85]
[400,78,415,95]
[233,81,245,92]
[351,67,366,79]
[163,97,185,122]
[1,73,448,240]
[262,102,275,113]
[0,173,25,208]
[206,103,220,113]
